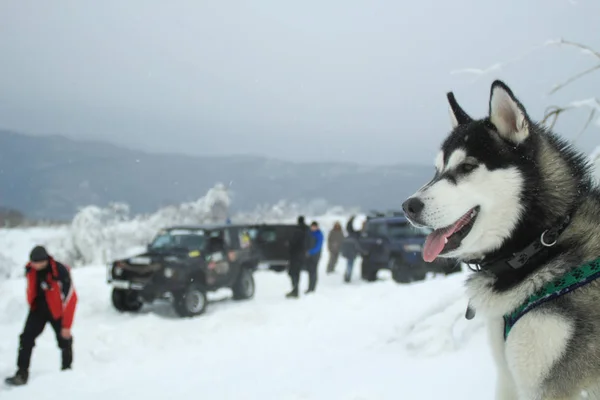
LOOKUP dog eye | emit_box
[457,163,477,174]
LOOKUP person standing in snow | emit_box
[5,246,78,386]
[305,221,324,293]
[286,216,311,298]
[326,221,344,274]
[341,216,367,282]
[345,215,363,240]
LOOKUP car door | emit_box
[205,228,234,287]
[250,224,293,271]
[361,220,391,264]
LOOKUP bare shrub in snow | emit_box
[67,184,232,265]
[70,203,130,265]
[45,233,80,269]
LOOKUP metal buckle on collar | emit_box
[540,230,558,247]
[466,262,482,272]
[541,214,571,248]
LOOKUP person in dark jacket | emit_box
[346,215,365,239]
[286,216,310,298]
[341,236,367,283]
[326,221,345,274]
[341,216,367,282]
[5,246,78,386]
[305,221,324,293]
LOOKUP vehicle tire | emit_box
[111,289,143,312]
[411,270,427,281]
[173,283,208,317]
[270,265,287,273]
[232,267,255,300]
[360,261,377,282]
[391,258,412,284]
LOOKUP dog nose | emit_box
[402,197,424,219]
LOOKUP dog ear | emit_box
[488,80,530,144]
[447,92,473,128]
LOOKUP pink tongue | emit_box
[423,217,468,262]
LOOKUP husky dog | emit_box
[402,80,600,400]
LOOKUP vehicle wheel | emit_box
[361,261,377,282]
[391,259,412,284]
[411,270,427,281]
[232,267,255,300]
[270,265,287,273]
[173,283,208,317]
[111,289,143,312]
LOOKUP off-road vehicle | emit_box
[107,224,261,317]
[354,211,461,283]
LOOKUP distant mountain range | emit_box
[0,130,432,220]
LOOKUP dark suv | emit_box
[356,212,461,283]
[249,223,300,273]
[107,224,261,317]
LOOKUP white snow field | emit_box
[0,219,495,399]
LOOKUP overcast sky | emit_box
[1,0,599,165]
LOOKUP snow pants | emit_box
[17,307,73,372]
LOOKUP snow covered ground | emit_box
[0,222,495,399]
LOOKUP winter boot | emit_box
[61,345,73,371]
[5,370,28,386]
[285,288,299,298]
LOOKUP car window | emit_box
[387,222,430,239]
[246,228,258,240]
[206,229,228,253]
[258,227,278,242]
[149,229,205,251]
[208,229,230,245]
[365,221,386,237]
[238,228,252,249]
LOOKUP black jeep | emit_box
[107,224,261,317]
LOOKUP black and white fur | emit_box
[403,80,600,399]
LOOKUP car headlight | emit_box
[129,256,151,265]
[164,268,175,278]
[403,244,422,252]
[164,256,180,263]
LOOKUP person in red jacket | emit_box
[5,246,78,386]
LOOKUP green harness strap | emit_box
[503,258,600,340]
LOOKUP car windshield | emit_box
[387,222,431,239]
[149,229,206,252]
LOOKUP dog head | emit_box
[402,80,536,263]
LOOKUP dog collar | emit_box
[463,213,573,321]
[467,214,572,276]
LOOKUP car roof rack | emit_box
[385,210,406,217]
[366,210,406,220]
[367,210,385,218]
